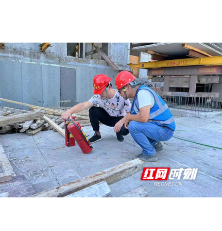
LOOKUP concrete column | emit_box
[85,43,93,59]
[139,52,151,79]
[108,43,130,66]
[81,43,85,59]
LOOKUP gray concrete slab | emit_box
[121,185,148,197]
[42,65,60,107]
[66,181,111,197]
[60,67,76,107]
[0,192,9,197]
[0,114,222,197]
[0,60,23,109]
[22,62,43,109]
[0,175,36,197]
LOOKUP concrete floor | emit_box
[0,113,222,197]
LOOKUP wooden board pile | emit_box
[0,106,90,136]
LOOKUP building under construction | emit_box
[0,43,130,108]
[129,43,222,113]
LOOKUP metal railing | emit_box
[163,95,222,112]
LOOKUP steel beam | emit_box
[147,66,222,76]
[133,56,222,69]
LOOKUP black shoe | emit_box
[154,142,163,152]
[89,133,101,143]
[116,132,124,142]
[135,153,158,162]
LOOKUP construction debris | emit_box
[0,111,43,127]
[0,103,90,136]
[0,125,12,134]
[19,120,34,133]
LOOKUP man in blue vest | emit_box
[114,71,176,162]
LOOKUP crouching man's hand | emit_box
[124,113,131,129]
[61,111,72,121]
[114,120,124,133]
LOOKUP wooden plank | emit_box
[146,50,169,57]
[0,145,15,183]
[0,112,43,127]
[19,120,34,132]
[30,119,45,129]
[189,75,197,94]
[43,115,65,137]
[33,158,145,197]
[151,54,166,61]
[26,126,44,135]
[182,44,212,57]
[0,97,62,115]
[129,55,140,77]
[0,97,88,120]
[187,50,208,58]
[94,45,119,72]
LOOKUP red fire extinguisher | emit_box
[65,121,75,147]
[67,118,93,154]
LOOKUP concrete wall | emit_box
[3,43,67,58]
[0,43,129,108]
[0,60,61,109]
[139,52,151,79]
[108,43,130,67]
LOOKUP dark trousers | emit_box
[89,107,129,136]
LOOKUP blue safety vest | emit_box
[130,85,176,131]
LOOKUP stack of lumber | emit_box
[0,104,90,136]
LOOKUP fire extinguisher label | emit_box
[81,129,89,141]
[70,134,73,138]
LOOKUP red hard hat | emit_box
[93,74,111,94]
[115,71,136,90]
